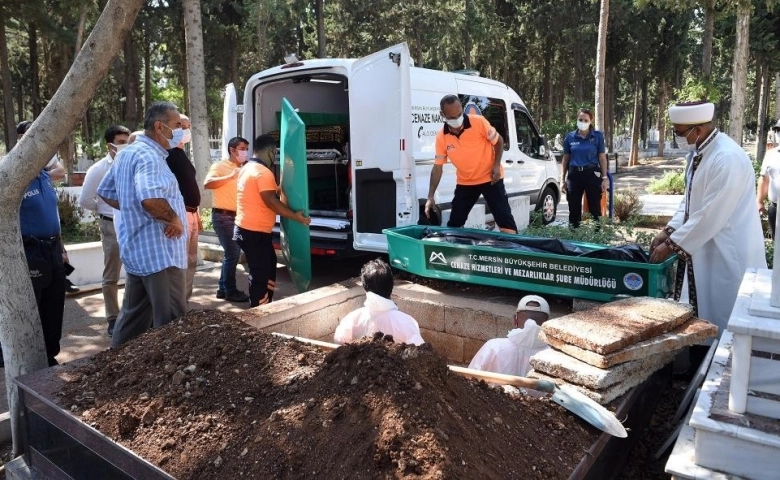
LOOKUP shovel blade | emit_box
[551,384,627,438]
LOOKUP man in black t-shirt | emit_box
[166,114,201,300]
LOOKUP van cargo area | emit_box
[256,72,355,254]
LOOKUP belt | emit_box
[185,206,198,213]
[569,164,599,172]
[99,214,113,222]
[22,235,60,247]
[212,208,236,216]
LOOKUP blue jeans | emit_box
[212,211,242,293]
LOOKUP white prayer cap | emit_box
[668,101,715,125]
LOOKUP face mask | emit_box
[236,150,249,163]
[676,128,697,152]
[577,120,590,131]
[162,124,184,148]
[180,128,192,145]
[108,143,128,160]
[445,115,464,129]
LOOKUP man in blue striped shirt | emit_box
[98,101,188,347]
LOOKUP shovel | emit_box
[448,365,627,438]
[272,333,627,438]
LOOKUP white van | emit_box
[221,42,559,256]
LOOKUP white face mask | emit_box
[108,143,128,160]
[236,150,249,163]
[577,120,590,131]
[676,128,697,152]
[180,128,192,145]
[445,115,464,129]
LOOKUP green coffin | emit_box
[384,226,676,302]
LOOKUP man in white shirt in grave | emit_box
[334,259,425,346]
[78,125,131,336]
[468,295,550,377]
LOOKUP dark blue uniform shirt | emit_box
[563,129,606,168]
[20,171,61,238]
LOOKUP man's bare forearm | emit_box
[141,198,178,223]
[493,136,504,165]
[99,195,120,209]
[428,165,443,199]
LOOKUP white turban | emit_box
[668,102,715,125]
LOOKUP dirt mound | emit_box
[58,310,598,478]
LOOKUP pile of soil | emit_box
[58,310,599,478]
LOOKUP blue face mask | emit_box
[162,124,184,148]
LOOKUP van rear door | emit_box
[220,83,239,159]
[349,43,413,252]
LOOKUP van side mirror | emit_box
[539,136,547,157]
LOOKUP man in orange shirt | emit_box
[234,134,311,307]
[204,136,250,302]
[425,94,518,233]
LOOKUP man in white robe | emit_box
[334,259,425,346]
[650,101,767,333]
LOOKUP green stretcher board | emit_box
[280,98,311,293]
[384,226,676,302]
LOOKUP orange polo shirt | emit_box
[434,114,503,185]
[235,161,278,233]
[206,159,239,211]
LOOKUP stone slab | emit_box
[529,348,676,390]
[541,318,717,368]
[730,269,780,339]
[527,369,654,405]
[421,328,464,364]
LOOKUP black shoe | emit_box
[65,279,80,295]
[107,319,116,337]
[225,290,250,302]
[216,290,226,299]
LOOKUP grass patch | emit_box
[647,171,685,195]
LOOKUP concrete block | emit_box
[298,313,340,340]
[444,306,499,342]
[508,196,530,231]
[463,337,488,365]
[422,329,464,363]
[392,296,445,332]
[464,203,486,230]
[67,241,126,286]
[572,299,602,312]
[6,455,45,480]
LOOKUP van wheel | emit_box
[536,187,557,225]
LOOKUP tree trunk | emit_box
[640,76,648,149]
[574,42,583,103]
[594,0,609,130]
[74,4,89,55]
[315,0,326,58]
[0,0,146,455]
[182,0,211,207]
[775,72,780,122]
[728,3,750,144]
[123,36,140,127]
[463,0,472,69]
[629,76,641,166]
[657,77,667,157]
[702,2,715,78]
[29,22,41,117]
[144,39,152,113]
[0,8,15,152]
[541,54,551,125]
[757,63,770,162]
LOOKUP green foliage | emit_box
[647,171,686,195]
[57,190,84,238]
[674,77,723,104]
[200,207,214,232]
[766,239,774,267]
[526,215,653,251]
[613,188,645,222]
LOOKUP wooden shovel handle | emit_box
[447,365,556,393]
[272,333,557,394]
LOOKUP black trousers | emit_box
[24,237,66,366]
[447,179,518,232]
[769,202,777,239]
[566,167,603,228]
[234,227,277,308]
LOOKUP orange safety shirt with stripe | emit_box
[434,114,503,185]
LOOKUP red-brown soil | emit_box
[57,310,599,479]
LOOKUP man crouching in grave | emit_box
[468,295,550,377]
[334,259,425,346]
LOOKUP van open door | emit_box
[279,98,311,293]
[220,83,239,159]
[349,43,414,252]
